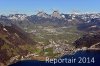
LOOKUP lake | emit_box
[9,50,100,66]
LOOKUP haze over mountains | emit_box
[0,11,100,30]
[0,11,100,66]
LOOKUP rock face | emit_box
[51,11,62,19]
[36,11,50,18]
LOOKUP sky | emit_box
[0,0,100,15]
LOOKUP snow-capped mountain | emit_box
[8,14,27,21]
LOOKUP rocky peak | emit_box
[8,14,27,21]
[0,15,7,19]
[51,11,62,19]
[36,11,49,18]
